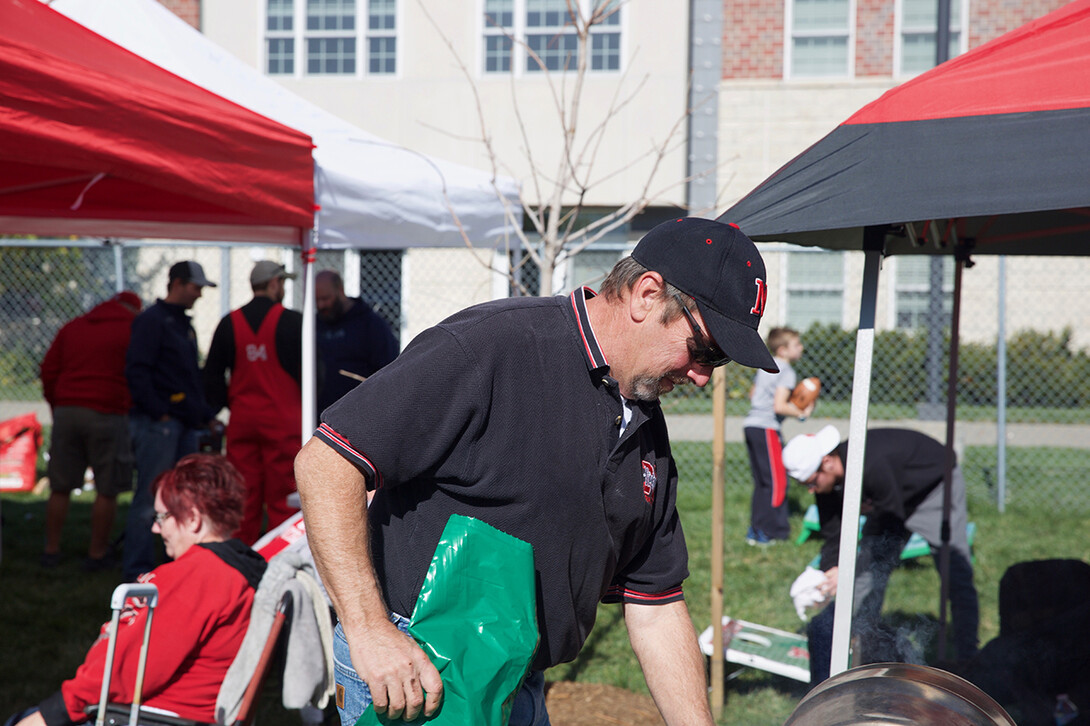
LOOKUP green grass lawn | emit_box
[2,442,1089,725]
[658,391,1090,425]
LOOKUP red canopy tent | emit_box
[0,0,315,245]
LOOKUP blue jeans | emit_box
[332,618,549,726]
[122,414,198,581]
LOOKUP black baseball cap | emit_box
[168,260,217,288]
[631,217,778,373]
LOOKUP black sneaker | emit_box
[39,552,62,568]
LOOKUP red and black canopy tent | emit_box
[0,0,316,244]
[718,0,1090,681]
[723,0,1090,255]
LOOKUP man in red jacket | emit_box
[39,291,142,570]
[204,261,303,544]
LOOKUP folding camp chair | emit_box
[90,584,292,726]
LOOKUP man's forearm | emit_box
[294,437,387,633]
[625,600,713,726]
[294,436,445,720]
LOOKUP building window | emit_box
[483,0,621,75]
[483,0,515,72]
[305,0,356,75]
[266,0,295,74]
[898,0,966,75]
[265,0,396,76]
[893,256,953,329]
[367,0,397,74]
[785,250,845,328]
[787,0,852,78]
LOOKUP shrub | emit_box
[799,324,1090,410]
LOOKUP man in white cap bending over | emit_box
[782,425,979,685]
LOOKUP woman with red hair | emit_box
[11,454,267,726]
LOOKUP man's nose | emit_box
[688,365,713,388]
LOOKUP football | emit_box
[789,377,821,410]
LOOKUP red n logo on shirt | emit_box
[751,278,768,317]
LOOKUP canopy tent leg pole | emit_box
[709,367,727,717]
[997,257,1007,513]
[937,245,969,662]
[830,228,884,677]
[112,240,124,293]
[220,247,231,320]
[301,228,318,445]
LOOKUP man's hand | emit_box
[821,566,839,597]
[347,618,443,721]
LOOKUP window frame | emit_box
[889,255,955,330]
[783,0,856,80]
[479,0,624,78]
[893,0,970,78]
[781,248,847,329]
[264,0,400,78]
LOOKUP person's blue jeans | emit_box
[122,414,198,581]
[332,618,550,726]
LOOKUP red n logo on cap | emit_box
[751,278,767,316]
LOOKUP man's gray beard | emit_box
[631,377,667,402]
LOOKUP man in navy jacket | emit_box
[123,260,219,581]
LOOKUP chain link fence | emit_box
[0,239,499,421]
[661,247,1090,514]
[2,240,1088,512]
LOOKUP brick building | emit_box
[163,0,1086,342]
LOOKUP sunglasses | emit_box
[672,294,732,368]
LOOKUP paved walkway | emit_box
[8,402,1089,450]
[665,414,1090,449]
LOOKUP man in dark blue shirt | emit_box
[313,270,398,412]
[296,218,779,726]
[123,260,218,581]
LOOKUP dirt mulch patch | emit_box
[545,681,665,726]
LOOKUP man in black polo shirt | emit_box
[295,217,779,726]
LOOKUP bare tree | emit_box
[419,0,716,295]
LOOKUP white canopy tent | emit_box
[51,0,521,436]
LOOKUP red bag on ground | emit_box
[0,412,43,492]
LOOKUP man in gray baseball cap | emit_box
[204,260,303,544]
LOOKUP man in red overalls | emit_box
[203,261,303,544]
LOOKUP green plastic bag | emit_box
[356,514,539,725]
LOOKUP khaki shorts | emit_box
[47,406,133,497]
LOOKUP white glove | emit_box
[790,566,830,621]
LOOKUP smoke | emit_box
[853,615,937,668]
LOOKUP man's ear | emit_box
[628,272,665,323]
